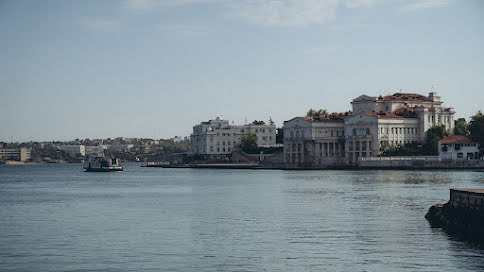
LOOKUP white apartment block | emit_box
[283,91,456,166]
[61,145,86,158]
[0,147,31,162]
[190,117,277,159]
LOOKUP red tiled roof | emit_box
[362,112,411,119]
[439,135,474,144]
[296,115,346,122]
[378,93,428,102]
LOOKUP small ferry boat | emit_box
[83,156,123,172]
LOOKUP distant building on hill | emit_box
[190,117,276,160]
[0,147,31,162]
[61,145,86,158]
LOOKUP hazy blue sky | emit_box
[1,0,483,141]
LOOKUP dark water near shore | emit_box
[1,163,484,271]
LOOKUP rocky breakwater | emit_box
[426,189,484,241]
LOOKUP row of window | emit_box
[348,141,372,151]
[352,128,370,136]
[289,130,343,139]
[209,146,232,152]
[379,127,418,135]
[428,115,452,125]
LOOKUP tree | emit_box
[423,125,449,155]
[306,108,328,117]
[454,118,469,136]
[469,110,484,153]
[252,120,265,125]
[276,127,284,144]
[240,134,258,153]
[268,117,275,126]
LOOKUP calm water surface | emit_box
[1,163,484,271]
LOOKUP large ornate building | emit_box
[283,92,455,166]
[190,117,277,160]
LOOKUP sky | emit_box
[0,0,483,142]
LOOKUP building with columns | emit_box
[283,91,456,166]
[283,115,347,166]
[190,117,277,160]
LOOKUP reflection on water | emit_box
[0,164,483,271]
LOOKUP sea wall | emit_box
[359,157,484,169]
[426,189,484,241]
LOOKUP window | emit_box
[290,132,294,138]
[457,153,463,158]
[366,128,370,135]
[331,130,334,137]
[353,128,356,136]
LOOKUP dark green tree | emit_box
[423,125,449,155]
[240,134,258,153]
[454,118,469,136]
[252,120,265,125]
[469,110,484,153]
[306,108,328,117]
[276,127,284,144]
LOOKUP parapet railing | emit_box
[360,156,440,161]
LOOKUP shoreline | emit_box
[149,163,484,171]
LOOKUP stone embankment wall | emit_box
[426,189,484,241]
[359,157,484,169]
[449,189,484,211]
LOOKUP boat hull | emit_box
[84,167,123,172]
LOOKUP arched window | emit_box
[296,131,300,138]
[290,131,294,138]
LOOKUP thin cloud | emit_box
[122,0,158,11]
[401,0,451,12]
[344,0,385,8]
[122,0,222,11]
[84,19,121,32]
[159,25,211,37]
[228,0,340,27]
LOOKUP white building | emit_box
[283,91,456,166]
[0,147,31,162]
[345,92,455,163]
[439,135,480,160]
[61,145,86,158]
[283,115,347,166]
[85,145,105,156]
[190,117,277,159]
